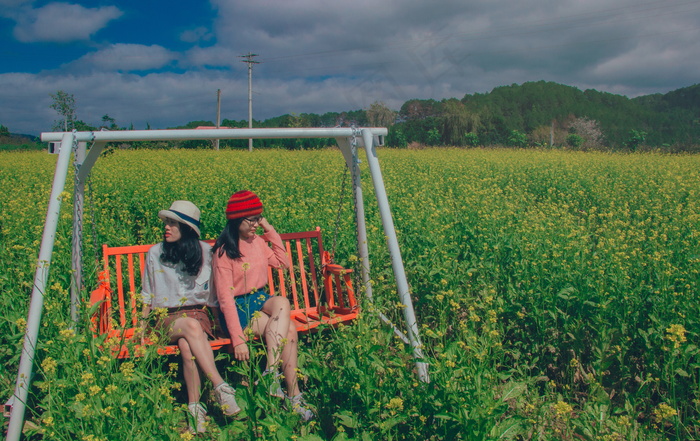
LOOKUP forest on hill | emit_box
[179,81,700,151]
[4,81,699,151]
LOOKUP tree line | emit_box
[5,81,699,151]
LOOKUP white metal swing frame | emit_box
[5,127,429,441]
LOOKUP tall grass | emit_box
[1,148,698,440]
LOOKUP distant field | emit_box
[1,148,699,440]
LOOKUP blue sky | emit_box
[1,0,699,136]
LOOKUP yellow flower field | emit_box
[1,147,699,440]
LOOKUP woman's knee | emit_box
[265,296,291,314]
[170,317,204,338]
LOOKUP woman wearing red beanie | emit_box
[211,190,313,421]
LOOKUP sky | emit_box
[1,0,699,136]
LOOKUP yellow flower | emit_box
[59,328,76,339]
[386,397,404,411]
[552,400,573,416]
[120,362,135,375]
[653,403,677,423]
[41,357,57,375]
[80,372,95,385]
[89,385,102,396]
[665,324,687,349]
[15,317,27,332]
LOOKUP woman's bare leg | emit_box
[251,297,301,396]
[168,317,225,387]
[253,296,291,369]
[178,338,202,403]
[280,322,300,396]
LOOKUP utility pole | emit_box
[239,52,260,151]
[215,89,221,151]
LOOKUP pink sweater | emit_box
[212,227,289,346]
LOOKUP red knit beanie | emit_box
[226,190,263,220]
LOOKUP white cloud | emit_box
[67,44,178,72]
[2,0,700,135]
[0,69,461,136]
[180,26,213,44]
[13,2,122,43]
[204,0,700,99]
[183,46,242,69]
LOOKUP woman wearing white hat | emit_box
[140,200,239,433]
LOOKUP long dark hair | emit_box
[212,218,244,260]
[161,222,202,276]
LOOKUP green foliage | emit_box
[427,127,441,146]
[386,81,700,149]
[50,90,77,131]
[626,129,647,151]
[386,126,407,148]
[507,130,528,148]
[2,149,700,439]
[366,101,397,127]
[440,99,482,146]
[0,142,45,152]
[566,134,584,148]
[464,132,479,147]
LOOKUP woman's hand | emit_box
[259,217,272,232]
[234,342,250,361]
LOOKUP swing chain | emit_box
[329,164,349,263]
[87,175,100,265]
[329,126,361,263]
[348,127,364,286]
[71,136,84,288]
[351,126,361,149]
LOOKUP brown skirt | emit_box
[159,305,215,341]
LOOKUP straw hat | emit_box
[158,200,201,237]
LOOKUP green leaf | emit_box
[675,368,690,377]
[336,412,360,428]
[499,381,527,402]
[490,417,525,440]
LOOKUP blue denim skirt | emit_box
[220,289,271,336]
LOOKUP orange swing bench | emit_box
[89,227,359,358]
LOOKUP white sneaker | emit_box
[187,402,206,433]
[286,393,314,422]
[213,382,241,416]
[258,369,284,398]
